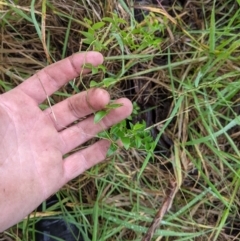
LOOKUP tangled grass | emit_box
[1,0,240,240]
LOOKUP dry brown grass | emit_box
[1,0,240,240]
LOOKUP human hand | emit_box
[0,52,132,231]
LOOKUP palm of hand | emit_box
[0,90,62,212]
[0,52,132,231]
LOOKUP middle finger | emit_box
[44,88,110,131]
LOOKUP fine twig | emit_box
[141,181,178,241]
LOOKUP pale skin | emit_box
[0,52,133,231]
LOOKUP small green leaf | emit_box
[97,131,108,138]
[80,31,95,42]
[105,103,123,109]
[103,77,116,87]
[117,131,124,139]
[92,22,105,30]
[94,110,108,123]
[97,64,106,73]
[84,18,93,25]
[102,17,114,23]
[82,39,94,44]
[107,143,118,157]
[84,63,94,69]
[135,136,142,148]
[145,142,152,151]
[90,80,99,87]
[91,66,99,75]
[133,123,144,131]
[121,136,130,150]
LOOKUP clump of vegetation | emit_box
[1,0,240,240]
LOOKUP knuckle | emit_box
[67,55,79,76]
[42,69,61,90]
[68,97,81,119]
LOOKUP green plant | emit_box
[2,0,240,240]
[96,102,155,155]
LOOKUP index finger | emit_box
[16,52,104,104]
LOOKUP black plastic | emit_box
[35,217,84,241]
[35,195,86,241]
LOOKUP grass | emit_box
[1,0,240,240]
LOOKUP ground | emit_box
[0,0,240,240]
